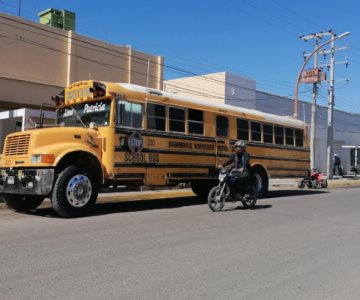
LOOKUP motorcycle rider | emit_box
[222,140,251,198]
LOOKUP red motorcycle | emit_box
[298,169,328,189]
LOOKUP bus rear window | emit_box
[237,119,249,140]
[169,107,185,132]
[285,127,294,146]
[275,126,284,145]
[251,122,261,142]
[147,103,166,131]
[263,124,273,144]
[188,109,203,135]
[295,129,303,147]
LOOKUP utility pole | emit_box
[321,32,350,179]
[326,33,336,179]
[301,32,332,170]
[300,31,350,178]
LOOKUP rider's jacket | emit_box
[223,152,251,173]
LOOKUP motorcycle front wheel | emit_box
[241,184,257,209]
[207,186,225,212]
[298,179,305,189]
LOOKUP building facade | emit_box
[0,12,163,111]
[165,72,360,174]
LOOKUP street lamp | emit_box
[294,31,350,177]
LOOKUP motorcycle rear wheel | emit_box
[207,186,225,212]
[241,184,257,209]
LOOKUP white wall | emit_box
[224,73,256,110]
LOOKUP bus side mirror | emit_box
[89,122,98,131]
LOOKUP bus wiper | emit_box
[71,106,86,128]
[70,106,98,148]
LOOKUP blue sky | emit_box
[1,0,359,113]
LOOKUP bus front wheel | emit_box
[51,166,98,218]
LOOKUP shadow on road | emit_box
[20,189,327,218]
[265,189,328,199]
[31,196,204,218]
[219,204,272,212]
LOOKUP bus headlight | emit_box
[31,154,55,164]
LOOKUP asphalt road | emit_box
[1,187,360,299]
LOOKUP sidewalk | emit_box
[1,177,360,210]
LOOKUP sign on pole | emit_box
[300,68,326,84]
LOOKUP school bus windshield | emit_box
[57,98,111,127]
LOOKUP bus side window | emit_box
[117,100,143,128]
[263,123,273,144]
[216,115,228,137]
[147,103,166,131]
[169,106,185,133]
[275,126,284,145]
[188,109,203,135]
[295,129,303,147]
[251,121,261,142]
[237,118,249,141]
[285,127,294,146]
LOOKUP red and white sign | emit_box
[300,68,326,83]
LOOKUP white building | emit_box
[165,72,360,174]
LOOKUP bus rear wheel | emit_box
[51,166,98,218]
[3,194,44,212]
[252,167,268,198]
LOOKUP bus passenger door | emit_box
[215,137,230,167]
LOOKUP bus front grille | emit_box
[4,134,31,156]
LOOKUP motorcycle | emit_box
[207,168,258,212]
[298,169,328,189]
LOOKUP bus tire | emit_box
[190,182,213,198]
[3,194,44,212]
[252,166,268,198]
[51,165,98,218]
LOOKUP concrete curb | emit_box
[0,189,195,210]
[327,179,360,188]
[1,180,360,211]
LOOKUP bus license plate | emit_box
[7,176,15,185]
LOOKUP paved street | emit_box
[1,187,360,299]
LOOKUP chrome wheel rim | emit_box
[66,174,92,208]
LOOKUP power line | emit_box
[0,14,302,97]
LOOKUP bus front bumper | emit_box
[0,169,54,196]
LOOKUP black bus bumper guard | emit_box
[0,169,54,196]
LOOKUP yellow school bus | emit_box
[0,80,309,217]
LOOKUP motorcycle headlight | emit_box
[219,174,226,182]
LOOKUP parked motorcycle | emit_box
[207,168,257,212]
[298,169,328,189]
